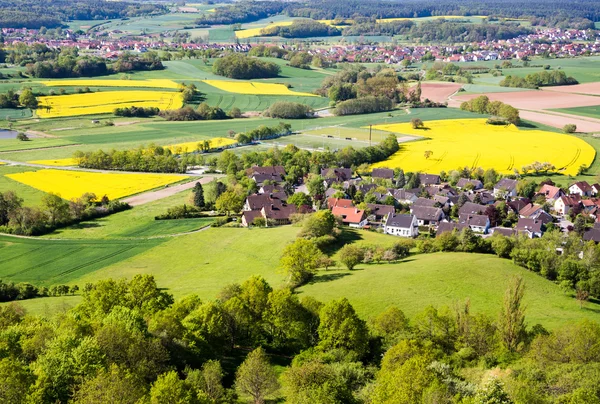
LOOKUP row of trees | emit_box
[1,270,598,402]
[212,54,281,79]
[460,95,520,124]
[500,70,579,89]
[235,122,292,144]
[0,88,37,109]
[74,146,189,173]
[263,101,313,119]
[114,106,159,118]
[333,96,394,116]
[158,103,229,121]
[0,191,129,236]
[0,280,77,302]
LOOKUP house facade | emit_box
[384,213,419,237]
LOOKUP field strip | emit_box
[122,175,221,206]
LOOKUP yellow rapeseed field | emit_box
[376,15,487,23]
[202,80,317,97]
[235,21,295,38]
[36,91,184,118]
[28,158,79,167]
[6,169,188,200]
[370,119,595,176]
[40,79,180,89]
[166,137,237,153]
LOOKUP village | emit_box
[239,164,600,244]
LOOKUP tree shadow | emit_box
[319,228,364,256]
[516,121,537,129]
[307,272,351,285]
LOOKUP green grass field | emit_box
[551,105,600,120]
[0,165,46,205]
[0,235,163,285]
[9,226,600,329]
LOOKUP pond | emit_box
[0,129,17,139]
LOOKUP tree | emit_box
[300,210,336,238]
[411,117,424,129]
[306,174,325,199]
[498,276,527,352]
[41,192,69,225]
[318,298,369,356]
[474,377,513,404]
[287,192,312,209]
[339,245,365,270]
[192,182,205,209]
[16,132,29,141]
[19,88,38,109]
[215,190,243,215]
[280,238,322,286]
[424,150,433,160]
[235,347,279,404]
[563,123,577,134]
[73,364,146,404]
[396,169,405,188]
[0,358,34,404]
[186,360,225,402]
[150,371,194,404]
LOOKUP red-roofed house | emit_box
[332,206,367,228]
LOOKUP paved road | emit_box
[122,175,220,206]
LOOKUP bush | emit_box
[114,106,159,118]
[563,124,577,134]
[16,132,29,141]
[410,118,424,129]
[333,96,394,116]
[264,101,313,119]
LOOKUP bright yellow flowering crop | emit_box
[40,79,180,89]
[235,21,295,38]
[6,169,188,200]
[28,158,79,167]
[166,137,237,153]
[36,91,184,118]
[202,80,317,96]
[370,119,595,176]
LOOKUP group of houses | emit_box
[239,165,600,243]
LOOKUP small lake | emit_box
[0,129,17,139]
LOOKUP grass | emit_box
[46,188,214,239]
[0,165,47,205]
[10,226,600,329]
[0,234,163,286]
[298,251,600,329]
[0,108,32,119]
[550,105,600,120]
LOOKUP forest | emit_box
[0,272,598,403]
[0,0,165,29]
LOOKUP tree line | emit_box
[0,0,165,29]
[212,54,281,80]
[260,19,341,38]
[500,70,579,89]
[460,95,520,124]
[0,280,78,302]
[0,271,598,402]
[0,191,129,236]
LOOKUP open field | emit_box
[166,137,237,153]
[37,91,184,118]
[550,105,600,120]
[0,165,47,205]
[202,80,319,97]
[0,235,163,286]
[6,169,189,200]
[9,226,599,329]
[27,158,79,166]
[370,118,595,175]
[419,82,463,103]
[40,79,180,89]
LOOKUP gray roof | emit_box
[515,218,543,233]
[385,213,415,228]
[372,168,394,179]
[459,214,489,227]
[411,205,443,221]
[495,178,518,191]
[437,222,468,236]
[457,178,483,189]
[459,202,487,216]
[413,197,436,207]
[419,173,441,185]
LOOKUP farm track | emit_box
[53,246,137,279]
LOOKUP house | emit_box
[259,184,285,195]
[391,189,418,205]
[583,223,600,243]
[494,178,518,198]
[436,221,468,236]
[569,181,593,197]
[371,168,394,180]
[332,206,367,228]
[519,203,544,219]
[419,173,441,186]
[554,194,581,216]
[247,165,286,182]
[413,197,437,208]
[536,184,563,202]
[456,178,483,190]
[468,191,495,205]
[515,218,543,238]
[241,210,263,227]
[327,198,354,209]
[458,214,491,233]
[241,201,298,227]
[321,168,352,182]
[458,202,487,216]
[489,227,517,237]
[506,198,531,214]
[384,213,419,237]
[411,205,444,226]
[592,184,600,196]
[366,203,395,222]
[244,193,286,211]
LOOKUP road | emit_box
[122,175,221,206]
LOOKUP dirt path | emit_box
[122,176,220,206]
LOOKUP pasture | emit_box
[6,169,189,200]
[370,118,595,176]
[551,105,600,120]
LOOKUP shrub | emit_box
[212,54,280,79]
[16,132,29,141]
[410,118,424,129]
[264,101,313,119]
[333,96,394,116]
[563,124,577,134]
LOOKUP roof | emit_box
[519,203,543,218]
[506,198,531,213]
[537,184,562,200]
[385,213,415,228]
[437,221,468,236]
[459,214,489,227]
[456,178,483,189]
[246,194,286,211]
[321,167,352,181]
[557,194,582,206]
[570,181,592,192]
[490,227,517,237]
[584,228,600,242]
[247,165,286,177]
[467,191,495,205]
[413,197,436,207]
[372,168,394,180]
[459,202,486,216]
[327,197,354,209]
[262,203,297,220]
[392,189,417,201]
[332,206,366,224]
[367,203,395,217]
[411,205,443,221]
[251,173,284,184]
[259,184,285,194]
[242,210,263,225]
[419,173,441,185]
[515,218,543,234]
[494,178,518,191]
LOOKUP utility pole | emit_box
[369,124,372,146]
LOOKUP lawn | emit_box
[551,105,600,120]
[0,165,47,205]
[297,252,600,330]
[46,187,215,239]
[0,235,163,286]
